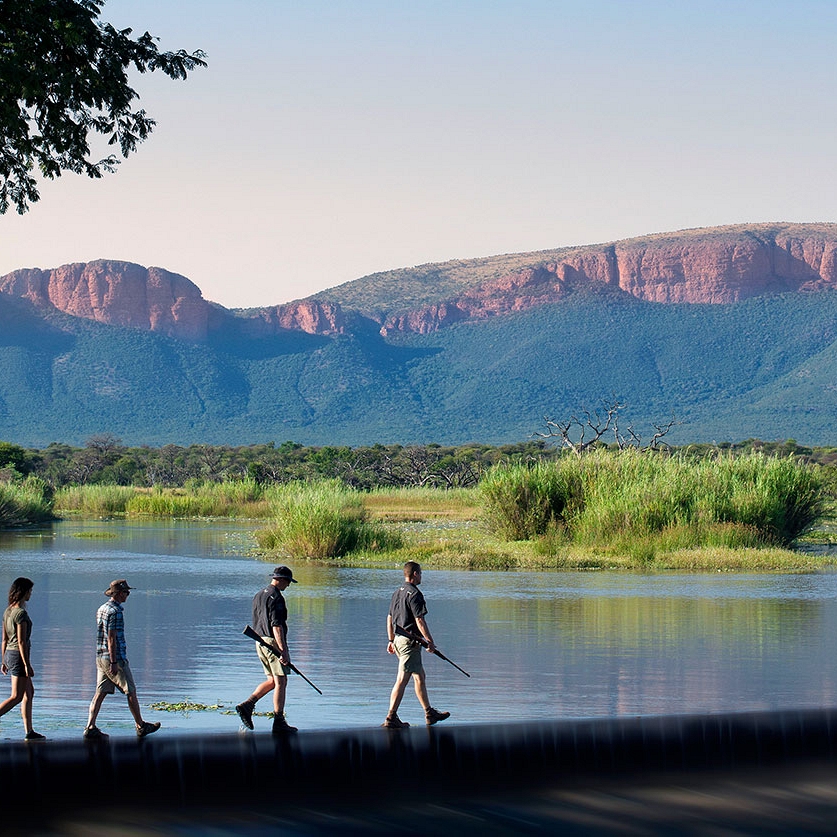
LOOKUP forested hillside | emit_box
[1,286,836,446]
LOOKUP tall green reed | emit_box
[481,449,825,550]
[257,480,402,559]
[0,478,54,526]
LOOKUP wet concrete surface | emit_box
[10,709,837,835]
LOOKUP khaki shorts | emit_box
[257,637,290,678]
[394,635,424,675]
[95,657,137,696]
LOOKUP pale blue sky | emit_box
[2,0,836,308]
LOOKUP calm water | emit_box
[0,519,836,741]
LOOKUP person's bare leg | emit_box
[86,690,107,729]
[387,669,412,716]
[271,675,287,716]
[0,675,25,718]
[412,671,431,712]
[21,679,34,733]
[127,692,146,725]
[246,677,276,705]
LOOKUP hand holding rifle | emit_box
[242,625,323,695]
[394,624,471,677]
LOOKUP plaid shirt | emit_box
[96,600,127,660]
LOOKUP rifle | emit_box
[394,624,471,677]
[242,625,323,695]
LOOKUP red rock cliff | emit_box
[0,260,212,340]
[0,260,349,339]
[380,224,837,334]
[5,224,837,340]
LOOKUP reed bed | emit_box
[56,484,137,516]
[363,486,480,521]
[0,479,54,526]
[481,449,827,560]
[56,479,282,518]
[257,480,403,559]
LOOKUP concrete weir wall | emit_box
[4,708,836,809]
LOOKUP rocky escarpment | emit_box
[378,224,837,334]
[0,260,348,340]
[241,299,347,337]
[4,224,837,340]
[0,261,213,340]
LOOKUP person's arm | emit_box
[107,627,119,674]
[415,616,435,654]
[17,621,33,677]
[271,623,290,665]
[1,620,7,675]
[386,613,396,654]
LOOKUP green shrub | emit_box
[0,477,54,527]
[481,449,826,550]
[480,460,582,540]
[257,480,402,559]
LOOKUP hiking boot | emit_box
[24,731,46,741]
[381,713,410,729]
[137,721,161,738]
[271,714,297,734]
[425,707,450,726]
[236,701,255,730]
[83,726,109,740]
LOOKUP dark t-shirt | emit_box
[252,585,288,639]
[389,582,427,634]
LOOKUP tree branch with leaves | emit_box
[0,0,206,213]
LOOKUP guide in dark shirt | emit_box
[383,561,450,729]
[388,580,427,634]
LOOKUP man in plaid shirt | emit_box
[83,579,161,740]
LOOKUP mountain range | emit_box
[1,222,836,447]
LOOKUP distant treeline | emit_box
[0,435,835,491]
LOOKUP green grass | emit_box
[363,486,480,521]
[0,478,54,527]
[56,479,283,518]
[257,480,403,559]
[56,485,137,516]
[48,463,837,572]
[480,450,827,560]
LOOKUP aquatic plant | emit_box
[482,449,826,552]
[0,477,54,527]
[257,480,402,559]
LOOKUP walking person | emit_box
[236,566,299,734]
[383,561,450,728]
[0,577,45,740]
[83,579,160,740]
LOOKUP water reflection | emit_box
[0,520,834,740]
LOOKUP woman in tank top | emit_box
[0,577,44,739]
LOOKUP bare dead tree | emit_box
[537,401,679,455]
[536,401,626,457]
[648,417,681,451]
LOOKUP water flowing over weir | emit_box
[6,708,837,832]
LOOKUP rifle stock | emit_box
[242,625,323,694]
[393,624,471,677]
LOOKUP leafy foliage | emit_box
[0,476,54,526]
[0,0,206,213]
